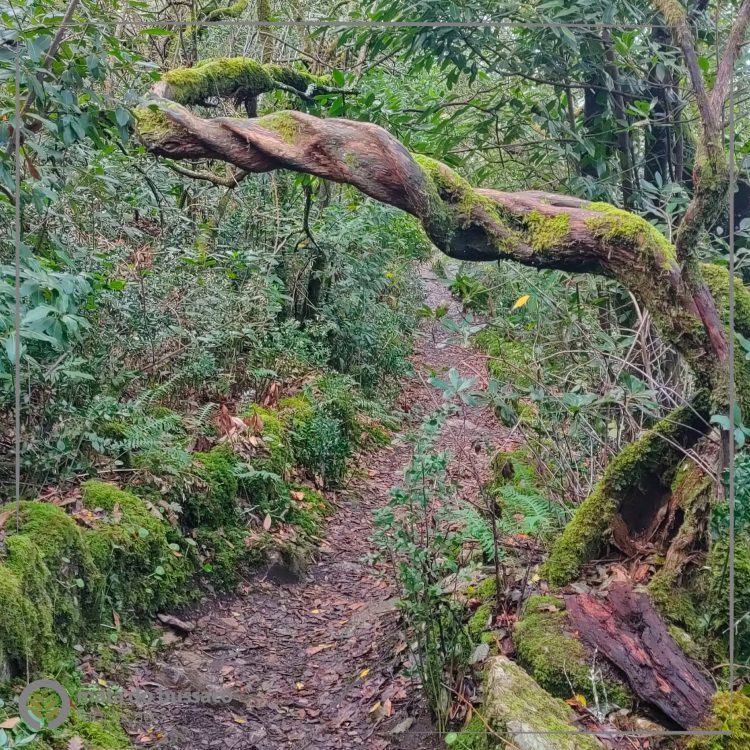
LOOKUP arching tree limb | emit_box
[136,99,732,404]
[135,76,749,594]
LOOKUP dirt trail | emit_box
[124,268,509,750]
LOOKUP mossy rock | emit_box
[286,485,333,537]
[483,655,603,749]
[194,525,265,589]
[0,501,96,673]
[82,481,197,619]
[514,595,631,708]
[182,447,239,528]
[468,603,493,642]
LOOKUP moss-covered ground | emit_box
[0,373,386,747]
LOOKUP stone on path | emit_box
[483,656,603,750]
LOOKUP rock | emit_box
[470,642,490,665]
[389,717,415,735]
[157,613,195,634]
[483,656,603,750]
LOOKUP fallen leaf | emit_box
[511,294,530,310]
[295,682,305,690]
[0,718,21,730]
[0,510,11,531]
[290,490,305,502]
[263,514,272,531]
[67,737,84,750]
[306,643,335,656]
[245,411,264,434]
[358,668,370,679]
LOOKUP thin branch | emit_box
[165,161,248,187]
[711,0,750,116]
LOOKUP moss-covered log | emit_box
[152,58,333,107]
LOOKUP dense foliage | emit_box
[2,0,750,746]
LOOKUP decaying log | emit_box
[565,582,713,728]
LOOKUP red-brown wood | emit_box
[565,582,713,729]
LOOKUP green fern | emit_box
[499,485,565,536]
[458,506,501,561]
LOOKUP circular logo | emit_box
[19,679,71,731]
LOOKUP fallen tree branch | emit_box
[565,582,713,728]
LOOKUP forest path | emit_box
[125,267,509,750]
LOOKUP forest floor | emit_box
[121,267,510,749]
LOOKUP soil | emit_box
[122,267,509,749]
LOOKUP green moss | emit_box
[134,106,175,139]
[647,568,699,631]
[257,111,302,143]
[476,576,497,601]
[543,404,704,586]
[687,691,750,750]
[194,525,263,589]
[514,595,630,707]
[82,481,197,619]
[61,712,132,750]
[413,154,521,255]
[701,263,750,337]
[647,458,714,631]
[668,625,707,662]
[706,537,750,653]
[265,64,329,92]
[0,557,50,673]
[585,201,676,270]
[204,0,248,21]
[451,713,495,749]
[0,502,96,668]
[161,58,274,105]
[158,59,330,106]
[8,502,94,645]
[183,447,239,528]
[483,655,603,750]
[524,210,570,251]
[467,603,493,642]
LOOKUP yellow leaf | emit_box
[369,701,381,714]
[511,294,530,311]
[295,682,305,690]
[575,694,587,707]
[359,668,370,679]
[311,608,320,614]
